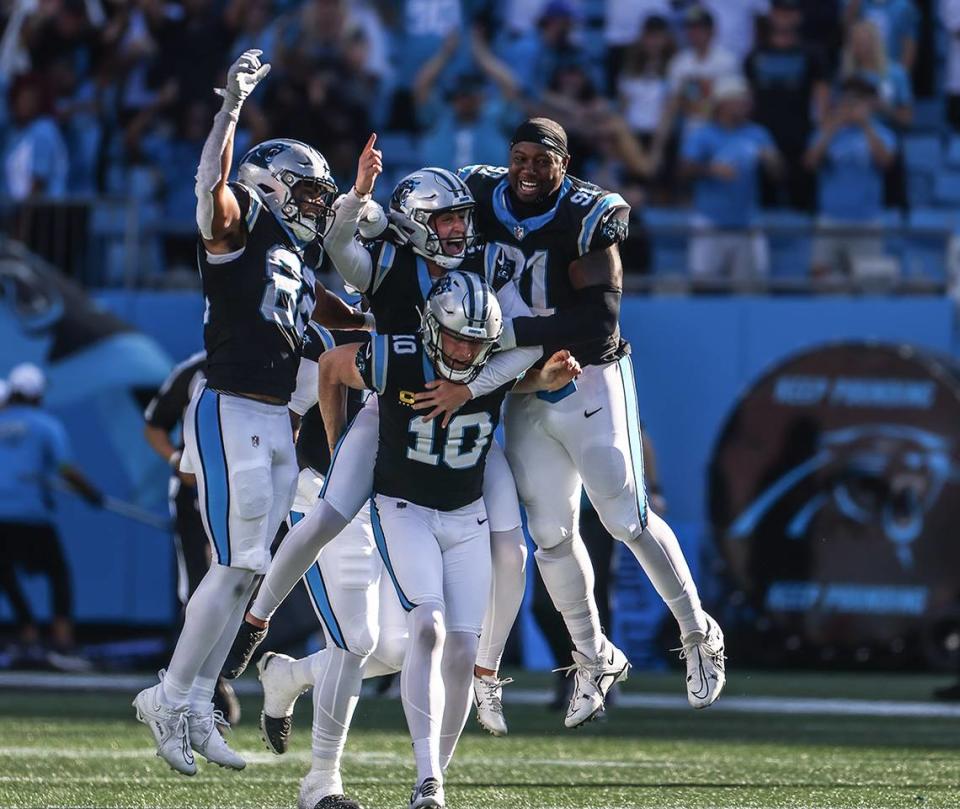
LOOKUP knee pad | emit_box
[370,622,407,674]
[444,631,479,678]
[231,463,274,521]
[581,443,630,499]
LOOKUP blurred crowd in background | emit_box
[0,0,955,284]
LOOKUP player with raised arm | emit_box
[223,139,550,737]
[132,50,369,776]
[415,118,726,728]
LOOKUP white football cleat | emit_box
[680,614,726,709]
[132,680,196,776]
[473,674,513,737]
[188,705,246,770]
[560,640,630,728]
[258,651,310,754]
[409,776,445,809]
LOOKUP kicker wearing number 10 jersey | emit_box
[456,118,726,729]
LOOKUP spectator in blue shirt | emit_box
[0,363,102,659]
[680,74,782,283]
[805,76,897,277]
[843,0,918,70]
[1,73,68,200]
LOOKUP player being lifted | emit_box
[317,272,577,809]
[223,142,550,737]
[416,118,726,727]
[132,50,369,775]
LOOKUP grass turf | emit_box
[1,671,958,809]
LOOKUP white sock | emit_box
[249,500,348,622]
[622,511,707,639]
[534,536,603,658]
[163,564,256,709]
[311,647,365,795]
[189,575,257,713]
[438,631,478,772]
[401,603,445,783]
[476,528,527,673]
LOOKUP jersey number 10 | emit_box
[406,412,493,469]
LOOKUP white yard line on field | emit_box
[3,672,960,718]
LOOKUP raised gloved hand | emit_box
[215,49,271,110]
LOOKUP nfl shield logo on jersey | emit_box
[514,225,525,240]
[251,435,260,447]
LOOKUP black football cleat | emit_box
[221,620,268,680]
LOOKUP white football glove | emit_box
[215,49,271,108]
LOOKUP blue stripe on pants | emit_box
[618,355,649,529]
[304,562,348,649]
[370,500,416,611]
[195,388,231,565]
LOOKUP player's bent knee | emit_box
[526,510,576,551]
[371,624,407,673]
[443,631,478,677]
[409,602,446,652]
[533,532,576,560]
[345,623,378,659]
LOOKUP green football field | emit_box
[1,670,959,809]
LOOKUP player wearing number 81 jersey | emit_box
[133,50,370,776]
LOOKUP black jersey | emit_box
[359,237,485,334]
[459,164,630,366]
[144,350,207,451]
[295,323,369,476]
[356,333,510,511]
[198,182,320,402]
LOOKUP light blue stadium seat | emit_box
[901,208,953,281]
[933,172,960,206]
[912,98,945,131]
[946,136,960,168]
[376,132,422,173]
[902,134,942,174]
[643,207,688,274]
[761,209,813,277]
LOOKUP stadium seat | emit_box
[902,134,942,174]
[643,207,688,274]
[912,98,945,131]
[946,136,960,168]
[901,208,954,281]
[761,210,813,278]
[933,172,960,206]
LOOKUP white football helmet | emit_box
[237,139,337,244]
[389,168,478,269]
[421,271,502,384]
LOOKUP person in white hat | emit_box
[680,73,782,283]
[0,362,103,662]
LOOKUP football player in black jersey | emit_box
[251,322,409,809]
[314,273,577,809]
[222,146,549,738]
[133,50,370,776]
[413,118,726,726]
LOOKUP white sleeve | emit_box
[289,357,319,416]
[194,97,242,240]
[326,188,375,291]
[466,280,543,397]
[467,345,542,399]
